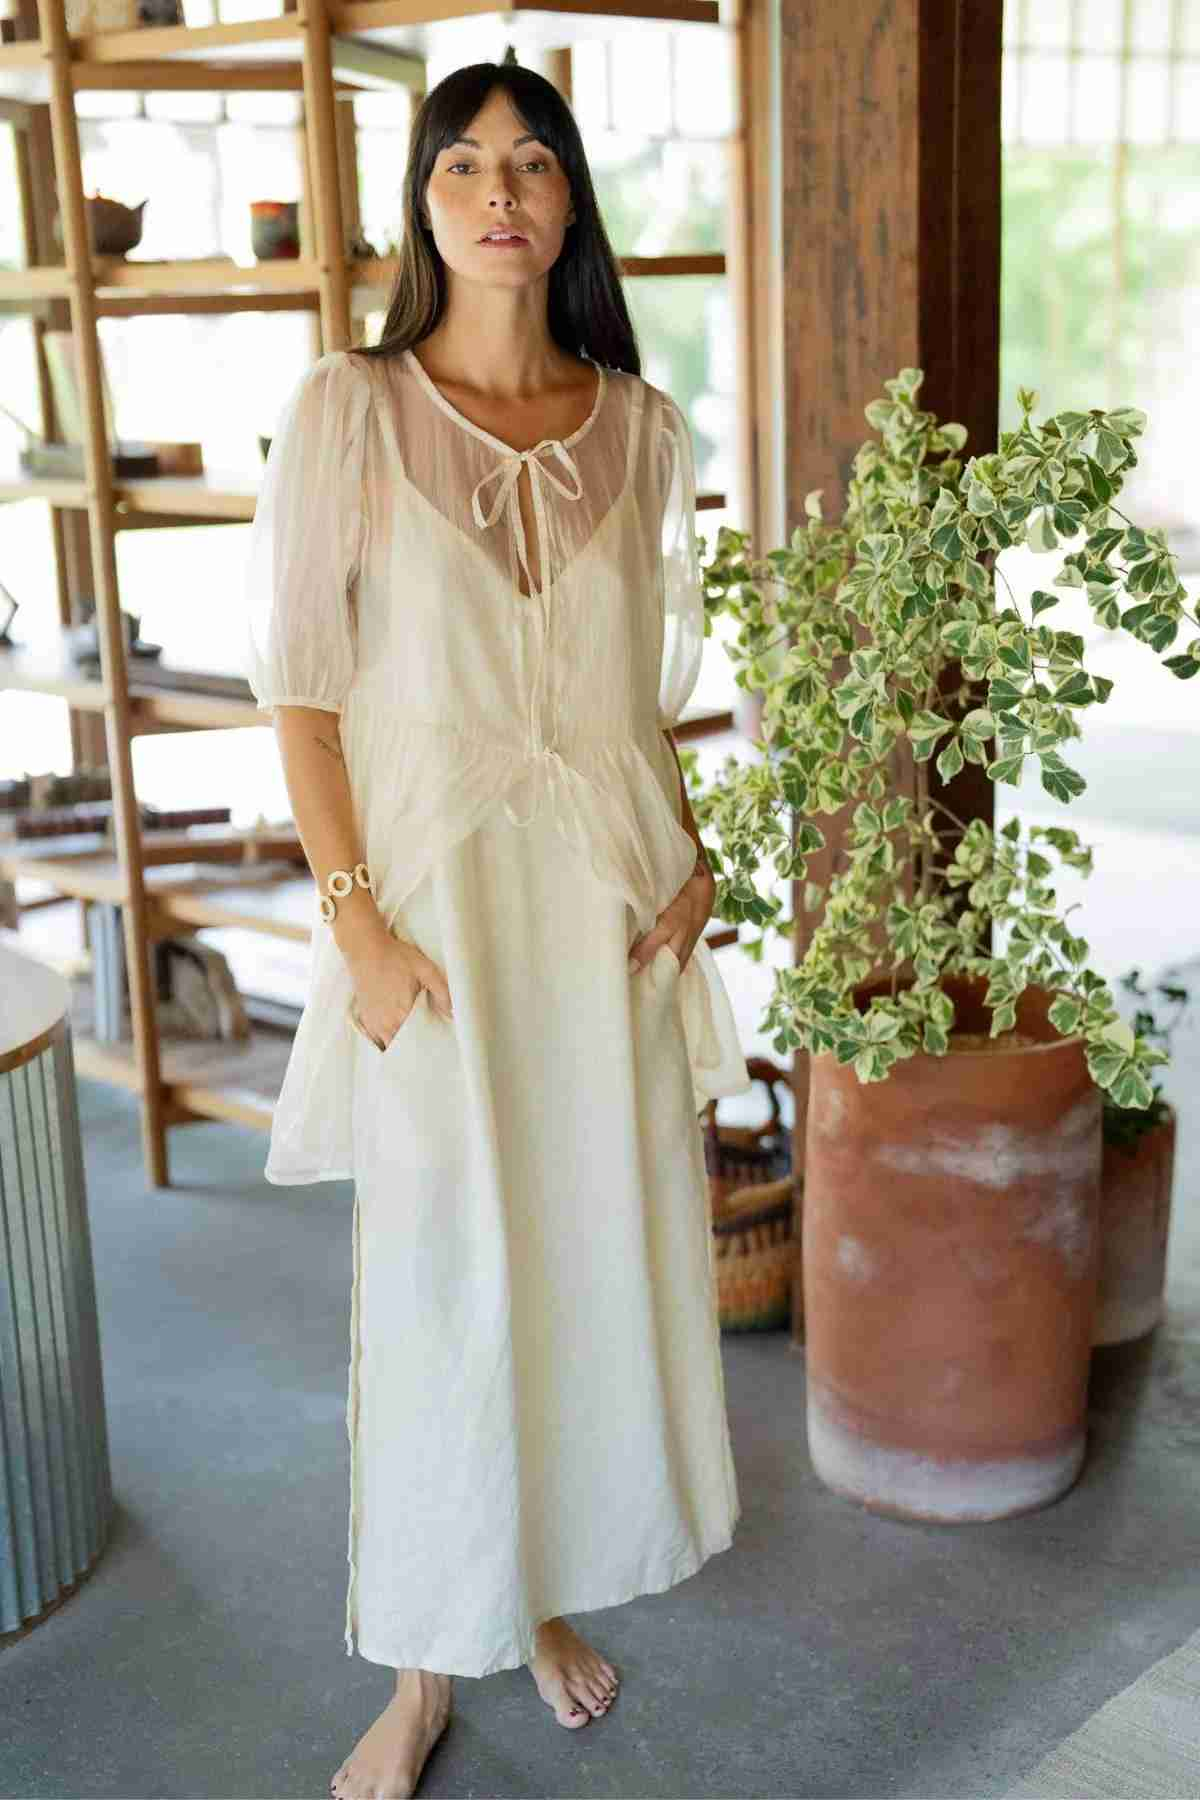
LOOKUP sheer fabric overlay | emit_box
[245,348,749,1184]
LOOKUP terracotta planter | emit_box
[1094,1110,1176,1346]
[803,977,1102,1523]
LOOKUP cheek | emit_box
[425,177,476,236]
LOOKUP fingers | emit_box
[412,951,454,1023]
[629,932,688,974]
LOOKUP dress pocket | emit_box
[347,990,424,1054]
[640,941,682,994]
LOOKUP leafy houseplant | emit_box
[686,368,1200,1111]
[1103,968,1190,1152]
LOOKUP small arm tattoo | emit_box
[313,730,345,764]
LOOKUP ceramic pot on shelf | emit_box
[802,974,1102,1525]
[250,200,301,261]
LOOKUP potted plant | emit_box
[685,369,1198,1523]
[1095,968,1188,1347]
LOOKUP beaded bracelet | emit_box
[318,861,374,924]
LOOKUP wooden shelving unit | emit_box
[0,0,737,1188]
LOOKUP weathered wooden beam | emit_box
[775,0,1003,1335]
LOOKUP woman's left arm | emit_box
[627,729,716,976]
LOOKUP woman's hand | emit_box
[347,932,454,1047]
[628,857,716,977]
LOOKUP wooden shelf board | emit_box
[0,637,265,726]
[1,467,722,522]
[0,3,721,97]
[0,641,108,706]
[0,471,90,506]
[157,872,315,941]
[71,1019,292,1126]
[0,464,259,516]
[71,1,719,66]
[1,251,722,310]
[128,689,266,731]
[0,834,305,902]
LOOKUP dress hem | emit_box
[348,1508,742,1679]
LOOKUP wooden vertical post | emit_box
[37,0,168,1186]
[297,0,350,351]
[728,0,780,553]
[771,0,1003,1341]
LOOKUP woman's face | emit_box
[423,86,576,292]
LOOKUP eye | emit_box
[446,160,473,175]
[521,158,549,172]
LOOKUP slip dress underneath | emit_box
[343,779,741,1677]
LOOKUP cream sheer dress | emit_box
[243,345,751,1676]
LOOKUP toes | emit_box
[559,1696,591,1729]
[582,1676,610,1714]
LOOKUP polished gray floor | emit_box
[1,888,1198,1799]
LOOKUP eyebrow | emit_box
[445,134,545,150]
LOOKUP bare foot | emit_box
[330,1667,452,1800]
[527,1616,620,1728]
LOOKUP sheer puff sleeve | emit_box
[244,351,371,721]
[655,391,706,732]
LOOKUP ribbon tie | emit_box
[470,438,585,603]
[471,437,585,531]
[503,742,567,829]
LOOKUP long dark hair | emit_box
[351,61,640,376]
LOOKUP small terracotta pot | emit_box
[1094,1110,1176,1346]
[803,976,1102,1524]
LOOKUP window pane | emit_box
[1001,51,1023,142]
[609,31,672,136]
[1132,0,1174,52]
[1127,57,1172,142]
[1175,63,1200,139]
[224,93,302,127]
[356,120,412,252]
[570,41,609,134]
[1073,55,1123,141]
[144,91,224,126]
[1020,52,1073,143]
[673,28,732,138]
[590,136,727,254]
[352,89,412,133]
[74,91,141,121]
[621,274,732,494]
[1082,0,1127,53]
[1025,0,1073,49]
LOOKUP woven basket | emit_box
[703,1057,801,1334]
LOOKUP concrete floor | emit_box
[2,815,1199,1799]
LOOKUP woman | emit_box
[244,59,751,1800]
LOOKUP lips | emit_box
[479,230,528,244]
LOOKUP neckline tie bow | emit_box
[469,439,585,599]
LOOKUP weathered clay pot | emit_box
[1094,1110,1176,1346]
[803,976,1102,1524]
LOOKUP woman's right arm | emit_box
[273,705,454,1034]
[245,357,451,1037]
[273,704,392,976]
